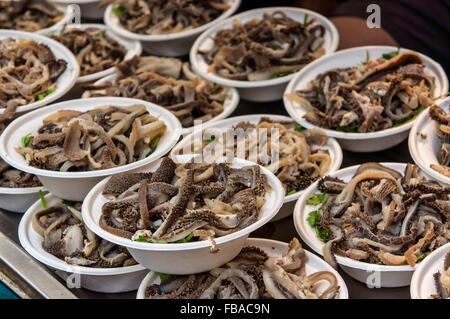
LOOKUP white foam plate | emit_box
[42,23,142,83]
[284,46,449,152]
[82,157,285,274]
[294,162,425,287]
[136,237,349,299]
[0,97,182,201]
[410,243,450,299]
[190,7,339,101]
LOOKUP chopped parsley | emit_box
[382,47,400,60]
[39,190,47,209]
[141,136,161,159]
[175,233,194,243]
[271,70,296,79]
[286,189,296,196]
[21,133,33,147]
[112,6,127,16]
[307,193,330,205]
[294,124,306,132]
[135,233,193,244]
[307,210,321,228]
[364,50,370,65]
[61,199,77,206]
[36,86,57,101]
[416,254,425,262]
[206,136,215,144]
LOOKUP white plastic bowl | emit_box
[169,114,343,221]
[0,30,80,116]
[136,237,349,299]
[82,74,239,135]
[0,186,44,213]
[103,0,241,56]
[284,46,449,152]
[190,7,339,102]
[409,96,450,186]
[410,242,450,299]
[32,3,75,35]
[82,157,285,274]
[41,23,142,83]
[0,97,182,201]
[18,193,147,293]
[49,0,104,20]
[294,162,425,287]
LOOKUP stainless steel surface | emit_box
[0,231,77,299]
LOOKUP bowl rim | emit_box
[189,6,339,89]
[81,157,285,252]
[50,0,100,4]
[408,96,450,185]
[283,45,449,140]
[0,29,80,116]
[34,4,76,35]
[293,162,424,272]
[44,23,142,83]
[169,113,343,203]
[0,185,44,195]
[136,237,349,299]
[410,242,450,299]
[18,192,146,276]
[0,97,183,179]
[83,73,240,136]
[103,0,241,42]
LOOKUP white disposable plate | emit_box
[284,46,449,152]
[49,0,104,20]
[42,23,142,83]
[18,193,147,293]
[82,157,285,274]
[0,186,44,213]
[190,7,339,102]
[0,97,182,201]
[82,74,240,135]
[294,162,425,287]
[136,238,349,299]
[34,4,75,35]
[169,114,343,221]
[410,243,450,299]
[0,30,79,116]
[103,0,241,56]
[409,96,450,185]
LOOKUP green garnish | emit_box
[382,47,400,60]
[336,126,358,133]
[150,136,160,154]
[176,233,194,243]
[303,13,309,27]
[378,261,384,265]
[286,189,296,195]
[39,190,47,208]
[206,136,215,144]
[112,6,127,16]
[21,133,33,147]
[307,210,321,228]
[135,236,168,244]
[37,94,45,101]
[392,106,426,127]
[159,273,176,283]
[46,87,57,95]
[61,199,76,206]
[316,226,330,243]
[416,254,425,262]
[307,193,330,205]
[294,124,306,132]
